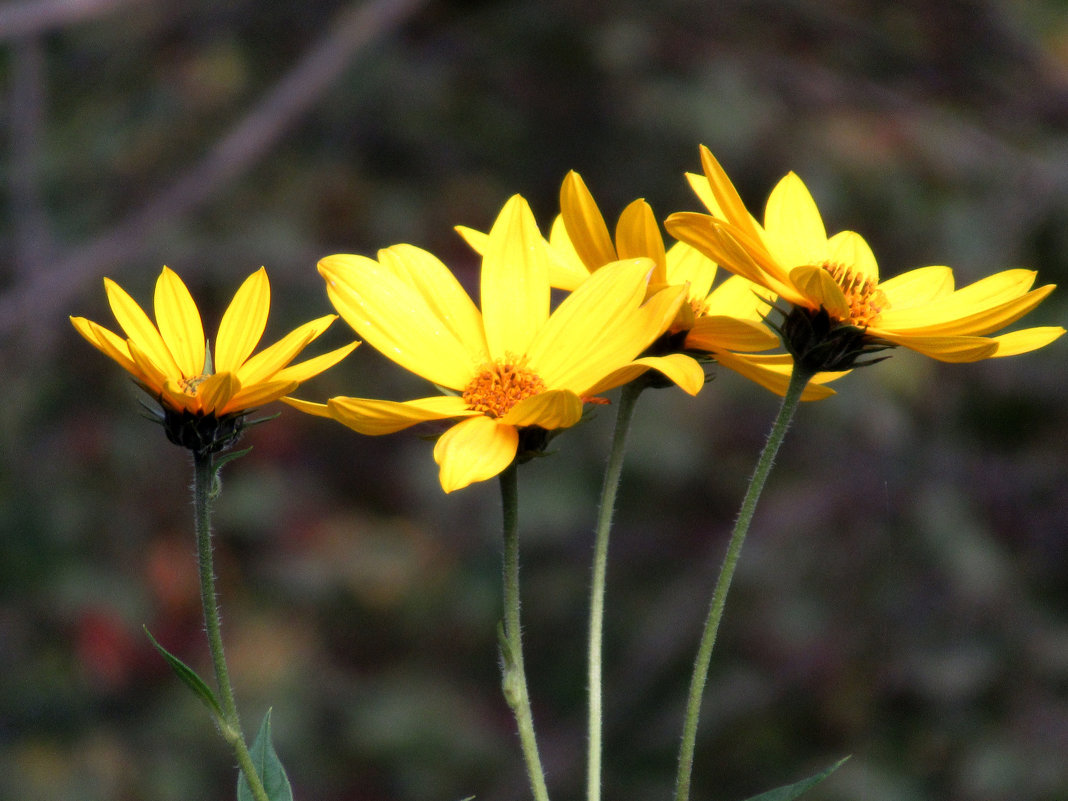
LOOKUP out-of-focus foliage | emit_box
[1,1,1066,800]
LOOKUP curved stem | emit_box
[587,382,643,801]
[498,462,551,801]
[673,366,815,801]
[192,451,270,801]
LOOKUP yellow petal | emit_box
[104,276,181,377]
[616,199,667,283]
[320,253,479,389]
[874,332,998,362]
[790,265,850,319]
[697,146,765,246]
[987,326,1065,357]
[237,317,327,386]
[525,258,653,391]
[685,315,779,352]
[702,274,775,321]
[878,265,955,308]
[685,171,726,218]
[587,353,707,396]
[481,195,550,359]
[665,241,717,301]
[328,395,475,435]
[547,215,594,291]
[828,231,879,282]
[712,350,839,401]
[70,317,137,374]
[763,173,829,269]
[377,244,488,357]
[224,378,299,414]
[281,396,332,418]
[215,268,270,373]
[455,225,489,255]
[273,341,359,384]
[499,388,583,428]
[196,371,240,415]
[153,267,206,377]
[560,171,617,270]
[877,283,1055,336]
[126,337,172,398]
[433,415,519,493]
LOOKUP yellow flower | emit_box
[71,266,357,452]
[287,195,688,492]
[466,171,843,399]
[666,146,1064,370]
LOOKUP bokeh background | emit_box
[2,1,1067,799]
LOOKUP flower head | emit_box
[543,171,843,399]
[287,195,688,492]
[666,146,1064,373]
[71,266,357,454]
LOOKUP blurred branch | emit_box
[0,0,139,40]
[0,0,428,346]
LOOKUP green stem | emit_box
[587,381,643,801]
[192,451,270,801]
[673,366,815,801]
[498,462,551,801]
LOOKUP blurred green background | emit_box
[2,1,1067,799]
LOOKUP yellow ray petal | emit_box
[481,195,550,359]
[587,353,707,396]
[828,231,879,282]
[877,283,1055,336]
[560,171,617,270]
[224,378,299,414]
[70,317,137,374]
[196,371,240,415]
[433,415,519,493]
[878,265,955,308]
[328,395,475,435]
[499,388,583,428]
[526,259,655,391]
[215,268,270,373]
[126,337,172,398]
[763,173,829,269]
[702,274,775,320]
[697,146,765,245]
[153,267,206,377]
[320,254,479,389]
[685,315,779,352]
[104,277,181,377]
[547,215,594,291]
[665,241,717,301]
[237,320,318,386]
[712,350,838,400]
[273,341,359,384]
[987,326,1065,357]
[281,396,332,418]
[790,265,850,319]
[616,199,667,283]
[455,225,489,255]
[377,244,487,357]
[685,171,726,217]
[875,332,998,362]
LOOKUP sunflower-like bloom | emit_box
[287,195,689,492]
[666,146,1064,372]
[71,266,358,454]
[548,170,845,399]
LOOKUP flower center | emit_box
[823,262,889,326]
[462,356,546,418]
[179,374,210,394]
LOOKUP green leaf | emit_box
[238,709,294,801]
[740,756,850,801]
[143,626,223,720]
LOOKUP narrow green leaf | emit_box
[740,756,850,801]
[238,709,294,801]
[143,626,223,719]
